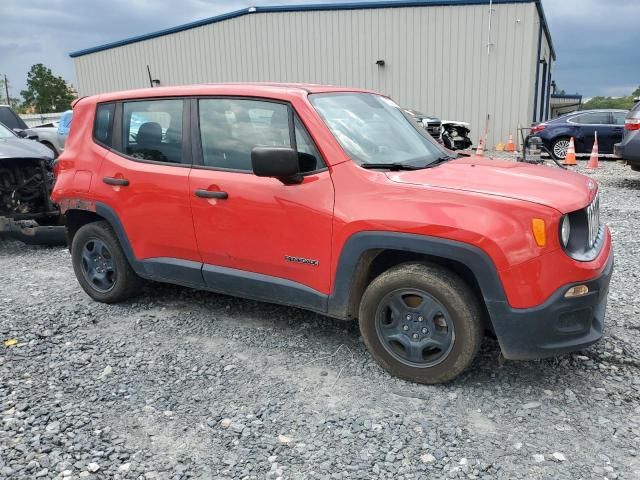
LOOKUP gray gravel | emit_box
[1,160,640,480]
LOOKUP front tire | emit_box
[71,221,143,303]
[359,262,483,384]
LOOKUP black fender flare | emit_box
[327,231,508,320]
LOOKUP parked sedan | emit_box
[529,109,627,159]
[24,110,73,156]
[614,100,640,171]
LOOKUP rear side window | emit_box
[94,103,115,146]
[613,112,627,125]
[119,99,184,164]
[198,98,324,172]
[571,112,611,125]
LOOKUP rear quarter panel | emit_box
[51,98,107,203]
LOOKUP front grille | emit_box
[586,193,600,248]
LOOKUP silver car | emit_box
[24,110,73,156]
[615,99,640,172]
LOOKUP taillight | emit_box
[625,119,640,131]
[531,124,546,133]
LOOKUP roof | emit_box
[85,82,380,103]
[550,94,582,100]
[69,0,555,60]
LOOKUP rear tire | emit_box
[359,262,483,384]
[551,137,571,160]
[71,221,143,303]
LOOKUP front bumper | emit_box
[488,252,614,360]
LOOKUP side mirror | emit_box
[13,128,26,137]
[251,147,302,184]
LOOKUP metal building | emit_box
[69,0,556,147]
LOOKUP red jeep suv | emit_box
[52,84,613,384]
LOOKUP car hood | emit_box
[386,156,597,214]
[0,136,54,161]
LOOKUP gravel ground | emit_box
[1,160,639,480]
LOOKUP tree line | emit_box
[2,64,76,114]
[582,86,640,110]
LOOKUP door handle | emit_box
[195,189,228,199]
[103,176,130,186]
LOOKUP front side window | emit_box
[94,103,115,146]
[571,112,611,125]
[310,92,446,167]
[198,99,324,172]
[120,99,184,163]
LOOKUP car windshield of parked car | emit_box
[0,122,15,139]
[310,93,447,167]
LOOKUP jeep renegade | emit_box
[52,84,613,384]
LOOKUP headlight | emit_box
[560,215,571,247]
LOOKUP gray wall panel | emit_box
[73,3,541,147]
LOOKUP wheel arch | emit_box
[327,232,508,330]
[63,201,136,266]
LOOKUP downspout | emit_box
[545,62,553,121]
[532,23,543,122]
[540,61,547,120]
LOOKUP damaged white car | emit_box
[0,121,65,245]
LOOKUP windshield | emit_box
[0,122,16,139]
[310,93,448,166]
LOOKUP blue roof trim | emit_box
[550,94,582,100]
[69,0,554,59]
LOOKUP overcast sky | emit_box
[1,0,638,99]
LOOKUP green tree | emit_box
[20,64,76,113]
[583,85,640,110]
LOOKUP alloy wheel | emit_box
[553,139,570,159]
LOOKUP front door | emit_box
[93,98,201,264]
[188,97,334,295]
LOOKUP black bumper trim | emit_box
[489,253,614,360]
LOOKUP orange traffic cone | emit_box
[587,132,599,169]
[563,137,577,166]
[475,138,485,157]
[506,133,515,152]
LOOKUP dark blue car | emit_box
[529,109,627,159]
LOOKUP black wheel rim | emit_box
[80,238,116,293]
[375,289,455,368]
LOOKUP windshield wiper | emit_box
[360,163,427,171]
[424,155,459,168]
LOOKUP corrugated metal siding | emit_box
[73,3,539,147]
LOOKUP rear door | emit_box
[188,97,335,295]
[570,111,615,153]
[611,111,627,144]
[93,97,201,265]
